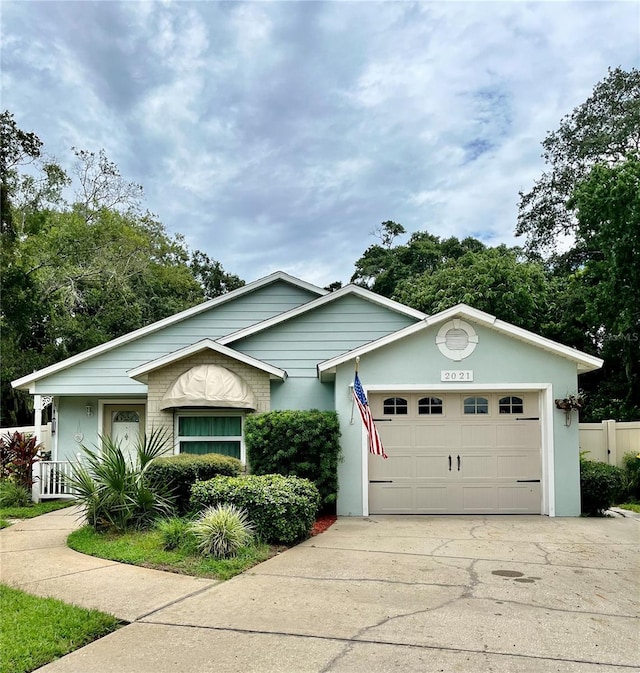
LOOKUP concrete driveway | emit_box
[2,510,639,672]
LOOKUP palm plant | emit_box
[68,429,175,532]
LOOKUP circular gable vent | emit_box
[436,320,478,361]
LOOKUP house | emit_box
[12,271,603,516]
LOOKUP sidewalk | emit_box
[1,507,216,622]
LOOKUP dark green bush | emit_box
[580,458,625,516]
[147,453,243,514]
[621,452,640,500]
[190,474,320,544]
[244,410,341,513]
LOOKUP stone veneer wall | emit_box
[146,352,271,452]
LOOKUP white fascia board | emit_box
[12,271,319,390]
[219,284,427,346]
[317,303,603,376]
[127,339,287,381]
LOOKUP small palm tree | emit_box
[68,429,175,532]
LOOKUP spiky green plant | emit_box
[67,429,175,532]
[0,480,32,507]
[189,504,255,558]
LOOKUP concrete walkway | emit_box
[1,508,639,672]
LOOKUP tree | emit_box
[566,155,640,419]
[393,247,550,332]
[0,114,245,425]
[517,67,640,253]
[189,251,245,300]
[351,228,487,298]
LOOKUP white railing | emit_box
[37,461,76,500]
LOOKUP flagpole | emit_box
[350,356,360,425]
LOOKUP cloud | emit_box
[2,0,638,286]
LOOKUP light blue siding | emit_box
[33,281,320,395]
[270,378,335,411]
[234,295,418,377]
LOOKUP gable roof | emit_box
[12,271,323,390]
[127,339,287,382]
[218,283,427,346]
[317,303,604,377]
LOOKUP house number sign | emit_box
[441,370,473,381]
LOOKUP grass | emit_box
[68,524,275,581]
[0,584,121,673]
[0,499,74,522]
[616,502,640,513]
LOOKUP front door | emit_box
[103,404,145,464]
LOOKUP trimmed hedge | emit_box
[190,474,320,544]
[580,458,625,516]
[244,410,341,513]
[147,453,242,514]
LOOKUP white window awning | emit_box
[160,364,257,410]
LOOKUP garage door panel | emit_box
[415,486,452,512]
[369,485,413,513]
[497,452,541,479]
[369,454,413,479]
[416,454,450,479]
[497,485,541,512]
[461,485,496,511]
[459,453,497,479]
[415,423,459,448]
[378,423,412,446]
[497,423,540,449]
[461,424,497,448]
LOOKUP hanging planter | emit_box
[555,393,585,426]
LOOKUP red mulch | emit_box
[311,514,337,536]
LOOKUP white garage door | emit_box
[368,392,541,514]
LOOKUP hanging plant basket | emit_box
[555,394,585,426]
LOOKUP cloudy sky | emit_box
[2,1,638,287]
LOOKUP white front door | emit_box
[104,405,145,464]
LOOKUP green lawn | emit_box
[68,525,275,581]
[0,499,74,522]
[0,584,121,673]
[616,502,640,513]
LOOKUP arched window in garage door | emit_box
[463,396,489,414]
[383,397,408,414]
[499,396,524,414]
[418,397,443,415]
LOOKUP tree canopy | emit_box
[0,112,243,425]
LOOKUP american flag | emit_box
[353,372,388,459]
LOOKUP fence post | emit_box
[604,419,617,466]
[31,462,41,503]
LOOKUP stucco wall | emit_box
[146,352,271,444]
[334,322,584,517]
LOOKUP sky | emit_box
[2,1,639,288]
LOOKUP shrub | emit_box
[189,504,255,558]
[190,474,320,544]
[621,452,640,500]
[67,430,175,532]
[155,517,194,551]
[0,481,32,507]
[0,431,43,489]
[244,410,341,513]
[580,458,625,516]
[147,453,242,514]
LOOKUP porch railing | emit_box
[37,461,76,500]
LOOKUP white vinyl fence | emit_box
[0,423,52,454]
[579,420,640,467]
